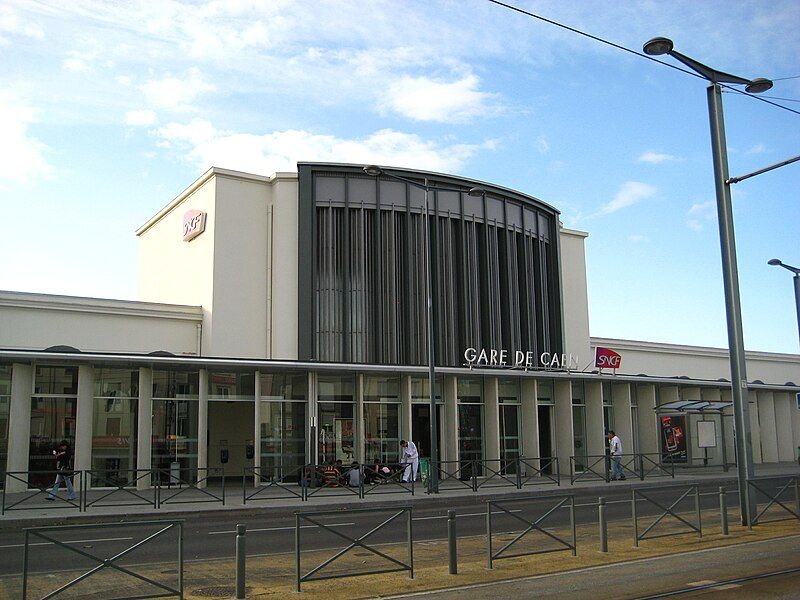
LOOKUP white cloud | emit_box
[747,143,766,154]
[638,150,677,164]
[686,200,716,231]
[535,136,549,155]
[116,75,132,86]
[599,181,656,215]
[125,109,157,126]
[628,234,648,243]
[153,119,493,175]
[63,57,89,72]
[377,74,499,123]
[0,6,45,42]
[140,67,215,111]
[0,96,52,188]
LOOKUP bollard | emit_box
[236,524,246,599]
[719,487,729,536]
[598,497,608,552]
[447,510,458,574]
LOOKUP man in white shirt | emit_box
[400,440,419,483]
[607,430,625,480]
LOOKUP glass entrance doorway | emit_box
[411,404,442,460]
[538,405,554,474]
[208,401,254,481]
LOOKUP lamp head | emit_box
[467,187,485,197]
[363,165,383,177]
[643,37,674,56]
[745,78,773,94]
[767,258,783,266]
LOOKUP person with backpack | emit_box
[46,439,77,501]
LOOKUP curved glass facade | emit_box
[298,164,564,366]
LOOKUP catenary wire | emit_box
[486,0,800,117]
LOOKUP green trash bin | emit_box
[419,458,430,487]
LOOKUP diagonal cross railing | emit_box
[632,485,702,546]
[243,465,305,504]
[518,457,560,487]
[294,506,413,591]
[486,495,576,569]
[427,460,477,494]
[747,476,800,526]
[2,471,83,515]
[22,520,183,599]
[156,467,225,507]
[361,463,414,497]
[473,459,520,491]
[83,469,157,510]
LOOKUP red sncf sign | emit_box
[595,347,622,369]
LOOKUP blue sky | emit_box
[1,0,798,354]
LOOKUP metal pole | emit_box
[719,487,729,535]
[794,275,800,347]
[407,508,415,579]
[423,178,439,494]
[598,497,608,552]
[178,523,184,599]
[707,82,756,527]
[569,496,576,556]
[486,502,493,569]
[295,514,301,592]
[447,510,458,574]
[632,490,639,547]
[695,486,702,538]
[236,524,246,599]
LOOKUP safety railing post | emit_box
[719,487,729,536]
[795,477,799,518]
[598,497,608,552]
[295,514,301,592]
[447,509,457,574]
[486,502,493,569]
[638,454,645,481]
[515,457,522,489]
[22,529,29,599]
[569,457,574,485]
[695,486,702,538]
[178,522,184,600]
[472,460,478,493]
[632,490,639,547]
[407,508,414,579]
[235,524,246,599]
[555,457,561,486]
[569,496,576,556]
[221,472,226,505]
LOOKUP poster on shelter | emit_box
[660,415,687,463]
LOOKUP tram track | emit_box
[633,565,800,598]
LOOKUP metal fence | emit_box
[570,454,674,484]
[429,457,560,493]
[155,467,225,507]
[2,470,83,515]
[22,520,184,599]
[747,476,800,525]
[82,469,158,510]
[294,506,413,591]
[486,494,576,569]
[243,465,305,504]
[632,484,702,547]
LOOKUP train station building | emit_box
[1,163,799,491]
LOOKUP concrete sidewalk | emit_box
[1,462,797,528]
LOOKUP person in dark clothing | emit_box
[46,440,77,500]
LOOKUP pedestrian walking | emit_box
[607,430,626,481]
[400,440,419,482]
[46,439,77,500]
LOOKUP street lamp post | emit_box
[643,37,774,526]
[767,259,800,346]
[363,165,484,493]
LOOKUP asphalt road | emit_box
[0,479,769,578]
[389,534,800,599]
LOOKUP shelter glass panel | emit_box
[260,401,306,469]
[208,371,255,400]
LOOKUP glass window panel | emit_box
[457,377,483,403]
[572,381,585,404]
[363,375,399,402]
[260,401,306,471]
[0,365,9,483]
[364,403,400,463]
[458,404,483,464]
[151,399,199,474]
[94,368,138,398]
[572,405,587,470]
[410,377,442,403]
[91,397,138,486]
[317,402,354,464]
[28,398,77,484]
[318,374,354,401]
[537,379,553,404]
[500,404,520,472]
[152,371,199,399]
[499,379,520,403]
[34,366,78,396]
[260,372,307,400]
[602,381,612,406]
[208,371,255,400]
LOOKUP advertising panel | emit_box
[660,414,687,463]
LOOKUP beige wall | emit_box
[559,228,591,362]
[0,291,201,355]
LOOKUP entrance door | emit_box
[208,402,254,481]
[411,404,443,461]
[538,405,553,474]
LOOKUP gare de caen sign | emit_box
[463,347,580,371]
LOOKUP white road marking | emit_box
[687,580,717,586]
[0,537,134,549]
[208,522,355,535]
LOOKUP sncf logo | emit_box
[182,210,207,241]
[595,347,622,369]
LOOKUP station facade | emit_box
[1,163,798,491]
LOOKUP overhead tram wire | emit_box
[486,0,800,118]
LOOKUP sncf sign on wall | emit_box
[182,210,207,241]
[595,347,622,369]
